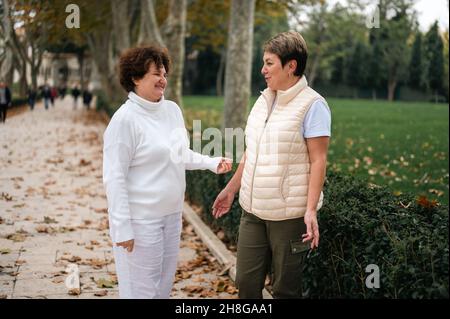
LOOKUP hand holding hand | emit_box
[217,157,232,174]
[116,239,134,252]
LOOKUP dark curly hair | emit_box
[119,46,170,92]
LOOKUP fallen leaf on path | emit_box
[68,288,81,295]
[79,159,92,166]
[1,192,13,201]
[42,216,58,224]
[5,233,27,242]
[96,278,117,288]
[46,157,64,164]
[52,277,65,284]
[97,218,109,231]
[94,290,108,297]
[60,255,82,263]
[81,258,110,269]
[36,225,56,234]
[200,289,217,298]
[93,208,108,214]
[212,280,226,292]
[182,285,204,294]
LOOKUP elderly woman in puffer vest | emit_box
[212,31,331,299]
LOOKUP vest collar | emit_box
[261,75,308,107]
[128,91,164,112]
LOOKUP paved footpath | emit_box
[0,97,237,299]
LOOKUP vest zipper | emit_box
[249,96,274,212]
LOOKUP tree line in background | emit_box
[1,0,449,129]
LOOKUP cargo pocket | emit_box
[290,240,311,266]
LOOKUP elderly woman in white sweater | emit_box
[103,46,231,299]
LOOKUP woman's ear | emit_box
[132,77,140,88]
[289,60,298,74]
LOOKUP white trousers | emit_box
[113,212,182,299]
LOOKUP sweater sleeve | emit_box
[184,147,222,173]
[102,116,135,243]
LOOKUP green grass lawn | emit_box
[183,96,449,205]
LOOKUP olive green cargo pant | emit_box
[235,210,311,299]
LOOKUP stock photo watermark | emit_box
[168,120,283,168]
[365,264,380,289]
[65,4,80,29]
[65,263,80,292]
[366,5,380,29]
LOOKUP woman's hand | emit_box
[212,188,235,218]
[217,157,233,174]
[302,210,319,249]
[116,239,134,252]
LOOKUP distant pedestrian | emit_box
[41,84,51,110]
[27,88,37,111]
[83,89,93,110]
[71,86,81,109]
[59,85,67,100]
[50,87,58,106]
[0,81,12,123]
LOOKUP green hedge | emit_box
[186,169,449,299]
[10,97,29,108]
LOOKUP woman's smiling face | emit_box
[134,63,168,102]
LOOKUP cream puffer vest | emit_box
[239,76,325,221]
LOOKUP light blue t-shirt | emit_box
[302,99,331,138]
[270,99,331,138]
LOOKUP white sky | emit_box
[326,0,449,32]
[414,0,448,31]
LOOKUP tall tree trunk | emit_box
[1,50,14,88]
[163,0,186,107]
[216,49,226,96]
[111,0,131,55]
[388,79,397,102]
[87,31,124,104]
[138,0,164,46]
[19,62,27,97]
[223,0,255,131]
[1,0,14,88]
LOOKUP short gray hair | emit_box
[263,31,308,77]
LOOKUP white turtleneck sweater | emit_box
[103,92,221,243]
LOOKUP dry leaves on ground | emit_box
[94,290,108,297]
[68,288,81,296]
[95,277,117,288]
